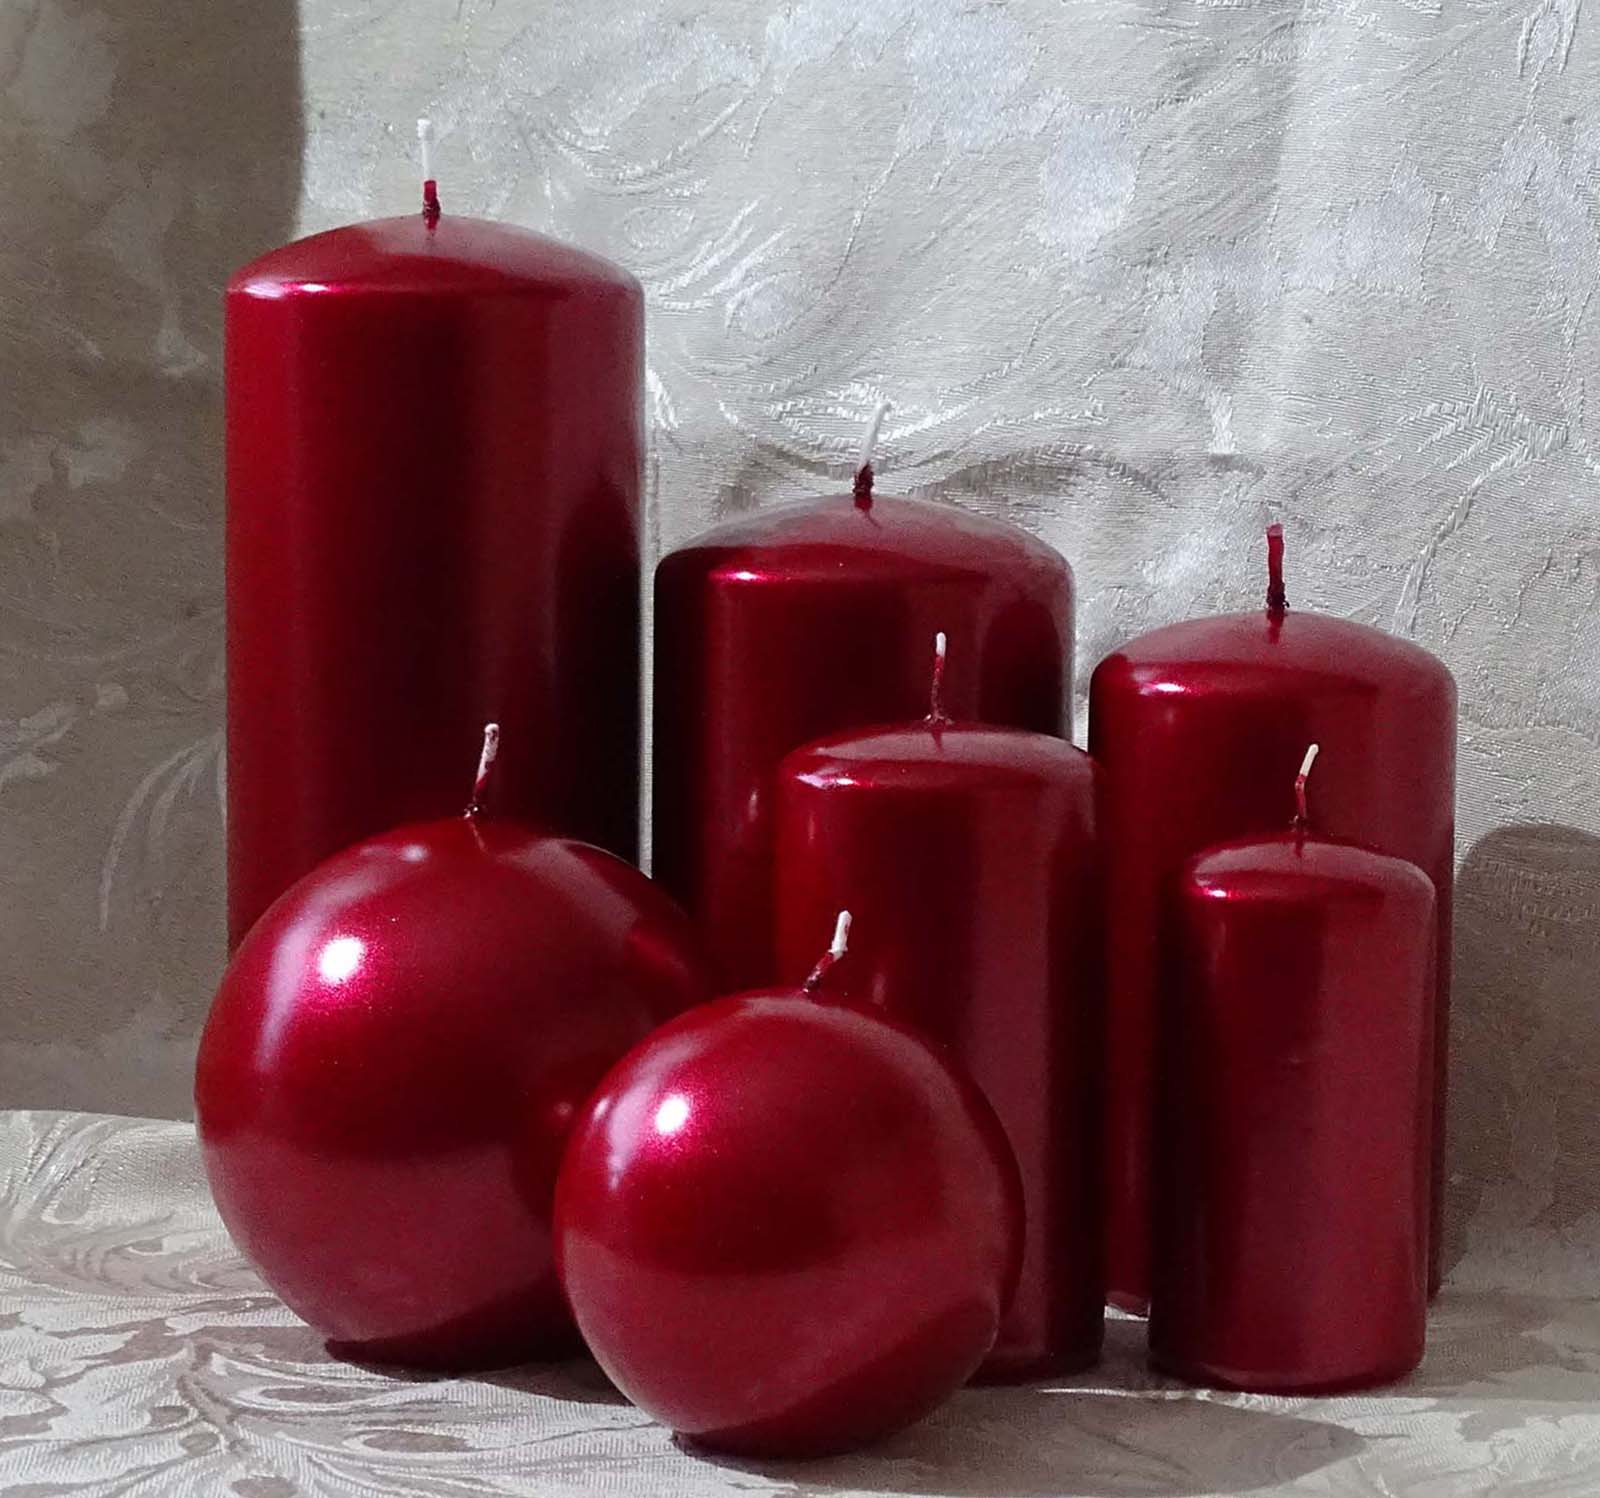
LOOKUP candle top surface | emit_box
[1095,610,1453,697]
[661,493,1069,586]
[1185,832,1436,907]
[784,721,1091,794]
[229,216,639,299]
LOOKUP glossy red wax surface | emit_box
[652,492,1073,988]
[1089,608,1456,1308]
[195,818,712,1369]
[774,722,1103,1380]
[554,992,1024,1458]
[1150,833,1435,1392]
[226,215,644,946]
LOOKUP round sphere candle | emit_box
[1149,747,1435,1392]
[653,412,1074,988]
[226,124,643,946]
[1089,528,1456,1309]
[773,634,1103,1380]
[555,912,1023,1457]
[195,725,713,1369]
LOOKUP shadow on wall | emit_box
[0,0,300,1114]
[1444,823,1600,1291]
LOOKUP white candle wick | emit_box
[928,630,949,722]
[803,909,853,991]
[466,721,500,817]
[418,119,441,224]
[859,401,890,472]
[418,118,436,182]
[1293,742,1319,828]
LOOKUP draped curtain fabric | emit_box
[1,0,1597,1298]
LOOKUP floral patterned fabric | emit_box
[3,1110,1600,1497]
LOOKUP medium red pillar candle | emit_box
[226,129,643,945]
[1089,528,1455,1309]
[1150,747,1435,1392]
[773,635,1103,1380]
[654,416,1074,988]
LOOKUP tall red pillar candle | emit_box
[1150,746,1435,1392]
[774,635,1102,1380]
[226,140,643,945]
[1089,528,1455,1309]
[654,426,1073,988]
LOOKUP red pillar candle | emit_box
[1150,746,1435,1392]
[1089,528,1455,1309]
[773,634,1103,1380]
[226,127,643,945]
[654,416,1074,987]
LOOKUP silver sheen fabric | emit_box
[4,1110,1600,1497]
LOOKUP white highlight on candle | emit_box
[654,1094,690,1137]
[934,630,947,674]
[417,117,436,181]
[859,401,890,471]
[829,909,852,960]
[1298,742,1320,782]
[318,935,365,984]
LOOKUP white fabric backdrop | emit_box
[1,0,1597,1295]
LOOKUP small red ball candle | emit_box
[773,633,1103,1380]
[1150,747,1435,1392]
[555,913,1023,1459]
[226,132,644,947]
[1089,527,1456,1309]
[196,726,712,1370]
[652,410,1074,989]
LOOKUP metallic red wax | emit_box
[554,979,1024,1458]
[774,710,1103,1380]
[652,481,1073,988]
[1150,830,1435,1392]
[226,212,643,946]
[195,815,712,1370]
[1089,536,1456,1308]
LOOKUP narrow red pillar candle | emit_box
[774,634,1103,1379]
[654,413,1074,988]
[1089,528,1455,1309]
[226,125,643,945]
[1150,746,1435,1392]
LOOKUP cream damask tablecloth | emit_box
[4,1111,1599,1498]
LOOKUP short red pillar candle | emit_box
[654,412,1074,988]
[1149,747,1435,1392]
[1089,528,1455,1309]
[226,126,643,946]
[774,634,1103,1379]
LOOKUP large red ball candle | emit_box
[1150,747,1435,1392]
[196,728,712,1370]
[652,429,1073,990]
[1089,527,1455,1309]
[773,634,1103,1381]
[554,914,1023,1459]
[226,149,643,947]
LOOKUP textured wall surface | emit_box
[1,1,1597,1286]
